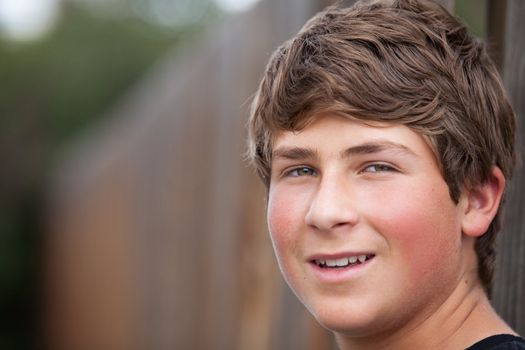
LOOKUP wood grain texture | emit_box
[492,0,525,335]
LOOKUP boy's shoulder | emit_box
[466,334,525,350]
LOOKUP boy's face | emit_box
[267,114,471,337]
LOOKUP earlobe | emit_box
[461,166,506,238]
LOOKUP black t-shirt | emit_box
[466,334,525,350]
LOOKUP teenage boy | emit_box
[247,0,524,349]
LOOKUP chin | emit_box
[306,298,385,337]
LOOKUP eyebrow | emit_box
[272,140,416,161]
[272,147,319,161]
[341,140,417,158]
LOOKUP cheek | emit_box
[267,193,290,241]
[267,182,313,235]
[367,182,461,278]
[266,188,302,257]
[266,189,308,285]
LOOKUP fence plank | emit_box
[487,0,507,72]
[492,0,525,335]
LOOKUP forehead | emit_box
[270,114,441,167]
[274,114,417,147]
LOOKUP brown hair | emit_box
[247,0,517,295]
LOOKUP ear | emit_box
[461,166,506,238]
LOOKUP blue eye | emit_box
[288,167,317,177]
[362,164,395,173]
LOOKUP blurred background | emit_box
[0,0,523,349]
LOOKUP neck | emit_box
[335,273,514,350]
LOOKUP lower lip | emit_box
[308,257,374,283]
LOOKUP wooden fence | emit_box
[492,0,525,334]
[44,0,524,349]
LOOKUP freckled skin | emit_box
[267,115,470,339]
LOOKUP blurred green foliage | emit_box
[0,1,218,348]
[455,0,487,38]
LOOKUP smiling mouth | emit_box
[313,254,375,268]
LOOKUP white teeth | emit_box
[326,259,337,267]
[315,255,371,268]
[336,258,349,267]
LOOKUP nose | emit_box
[304,173,359,231]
